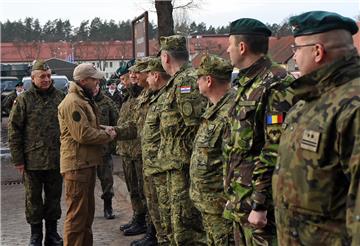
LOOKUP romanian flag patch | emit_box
[267,114,283,124]
[179,86,191,93]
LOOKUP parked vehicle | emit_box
[22,75,69,93]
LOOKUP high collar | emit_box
[202,89,235,120]
[68,82,93,101]
[237,56,272,87]
[291,51,360,101]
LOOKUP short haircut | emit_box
[166,50,189,62]
[158,72,171,81]
[234,34,269,54]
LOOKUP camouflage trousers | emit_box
[274,206,348,246]
[23,169,62,224]
[96,154,114,200]
[153,169,207,246]
[121,155,147,216]
[233,217,277,246]
[143,174,168,244]
[201,212,234,246]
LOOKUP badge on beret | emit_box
[72,111,81,122]
[182,102,193,116]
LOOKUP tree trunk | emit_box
[155,0,174,43]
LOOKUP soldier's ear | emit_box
[238,41,246,55]
[314,43,326,63]
[206,75,212,88]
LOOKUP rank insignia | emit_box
[300,129,321,152]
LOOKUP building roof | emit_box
[2,22,360,64]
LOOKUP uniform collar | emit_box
[202,89,235,120]
[291,51,360,101]
[237,56,272,87]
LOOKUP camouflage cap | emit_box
[195,54,233,80]
[141,57,165,73]
[129,57,152,73]
[158,35,187,55]
[229,18,272,37]
[289,11,358,37]
[32,60,50,71]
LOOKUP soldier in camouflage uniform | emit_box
[2,81,25,115]
[222,19,295,246]
[94,85,119,220]
[139,57,172,245]
[189,54,235,246]
[157,35,207,245]
[272,11,360,245]
[116,58,148,236]
[8,60,64,246]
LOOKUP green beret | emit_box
[141,57,165,73]
[195,54,233,80]
[115,59,135,77]
[32,60,50,71]
[290,11,359,37]
[229,18,272,37]
[158,35,187,55]
[129,57,152,73]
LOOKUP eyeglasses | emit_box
[290,43,318,53]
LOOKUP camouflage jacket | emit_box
[94,91,119,155]
[158,63,207,171]
[2,90,17,115]
[141,87,167,176]
[104,89,123,109]
[190,90,235,214]
[114,88,153,141]
[272,53,360,245]
[223,56,294,222]
[8,84,64,170]
[116,87,143,158]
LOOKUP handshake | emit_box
[100,125,117,140]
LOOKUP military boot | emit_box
[123,213,147,236]
[130,224,158,246]
[104,199,115,220]
[29,223,43,246]
[44,220,63,246]
[119,215,136,231]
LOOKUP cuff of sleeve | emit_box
[251,191,267,211]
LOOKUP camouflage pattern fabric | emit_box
[223,56,294,245]
[190,90,236,246]
[104,89,123,110]
[121,156,146,215]
[8,84,65,169]
[272,52,360,245]
[24,170,62,224]
[2,90,17,115]
[142,88,171,244]
[94,91,118,200]
[157,63,207,245]
[116,86,143,158]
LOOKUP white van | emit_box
[22,75,69,93]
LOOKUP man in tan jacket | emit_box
[58,63,116,246]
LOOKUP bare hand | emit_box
[248,210,267,229]
[15,164,25,176]
[104,126,117,140]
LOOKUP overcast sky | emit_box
[1,0,359,28]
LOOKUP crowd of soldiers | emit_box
[6,10,360,246]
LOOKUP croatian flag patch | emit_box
[267,114,283,124]
[179,86,191,93]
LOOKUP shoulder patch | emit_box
[179,86,191,93]
[72,111,81,122]
[182,101,193,116]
